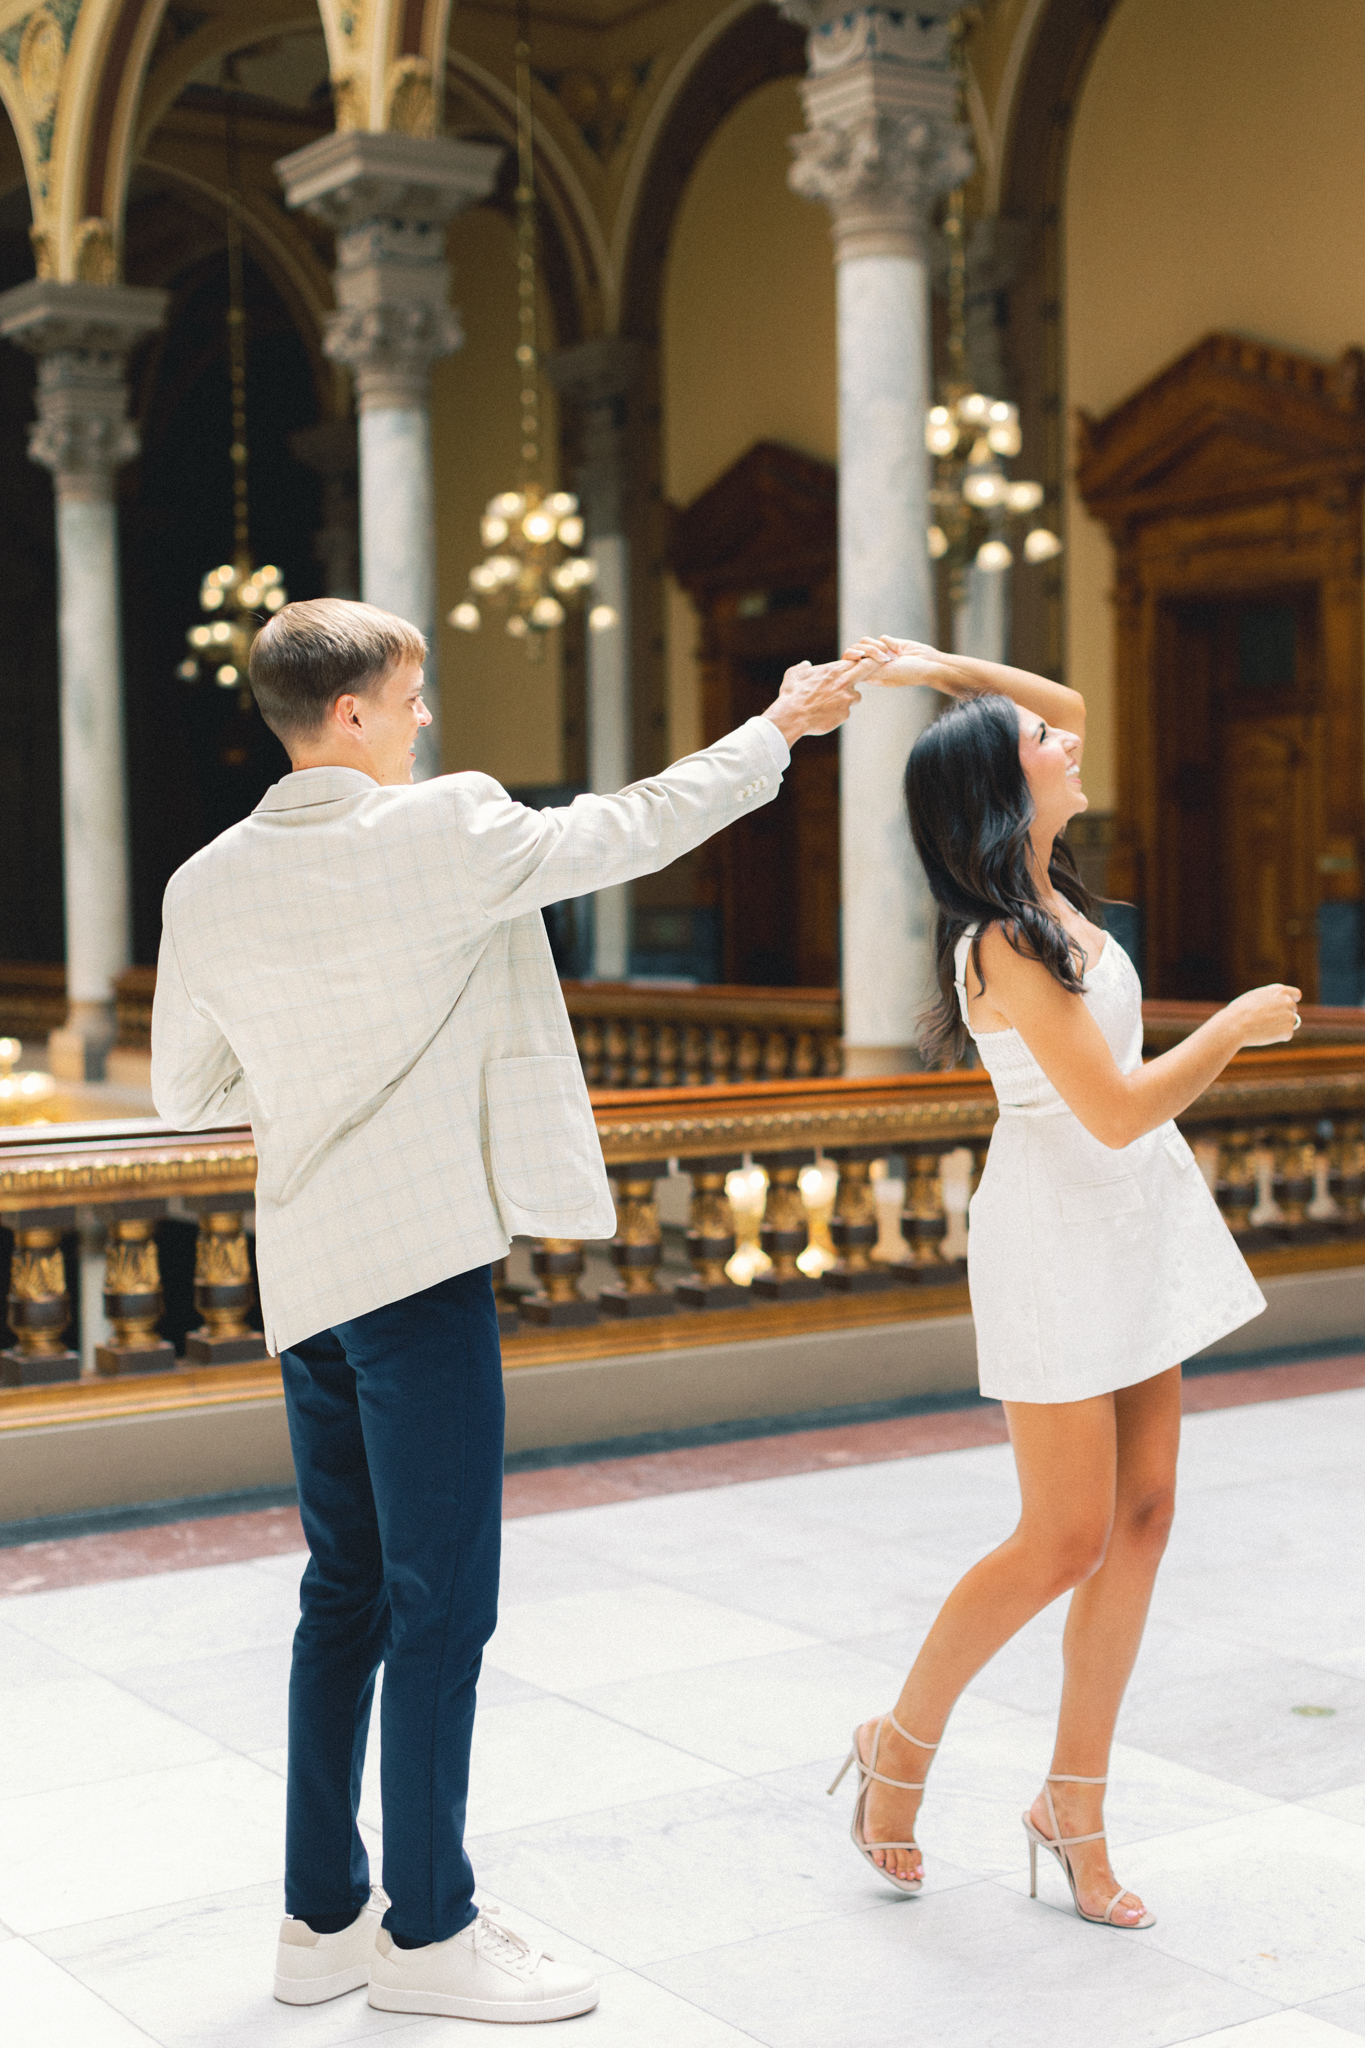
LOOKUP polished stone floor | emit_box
[2,1380,1364,2046]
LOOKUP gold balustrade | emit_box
[4,1048,1365,1409]
[562,981,843,1087]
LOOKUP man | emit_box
[151,597,859,2024]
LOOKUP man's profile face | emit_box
[359,658,432,785]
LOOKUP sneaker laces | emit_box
[474,1907,543,1975]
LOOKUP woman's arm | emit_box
[847,637,1086,745]
[976,925,1299,1149]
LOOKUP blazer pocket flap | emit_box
[1058,1175,1146,1223]
[486,1055,603,1213]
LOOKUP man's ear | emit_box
[332,692,363,734]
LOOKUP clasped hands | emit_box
[763,636,967,747]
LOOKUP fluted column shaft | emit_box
[784,5,971,1070]
[548,338,642,978]
[0,281,167,1080]
[276,133,500,780]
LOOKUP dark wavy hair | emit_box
[905,692,1103,1068]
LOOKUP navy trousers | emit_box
[279,1265,504,1946]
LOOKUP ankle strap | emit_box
[889,1711,939,1751]
[1047,1773,1106,1785]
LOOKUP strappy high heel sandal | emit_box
[1022,1773,1156,1929]
[828,1713,938,1896]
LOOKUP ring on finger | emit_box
[1293,1013,1302,1030]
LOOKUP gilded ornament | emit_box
[27,223,54,278]
[105,1234,160,1294]
[385,56,434,138]
[194,1220,250,1288]
[10,1245,65,1301]
[331,72,364,131]
[73,216,116,285]
[19,9,62,111]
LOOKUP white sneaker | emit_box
[367,1908,599,2023]
[273,1893,385,2005]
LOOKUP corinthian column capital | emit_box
[781,4,973,262]
[0,280,167,501]
[275,131,501,410]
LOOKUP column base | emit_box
[94,1340,177,1377]
[518,1294,599,1328]
[672,1279,751,1311]
[751,1272,825,1303]
[0,1346,80,1387]
[823,1265,901,1294]
[183,1330,270,1367]
[48,1001,118,1082]
[597,1286,677,1319]
[890,1259,963,1288]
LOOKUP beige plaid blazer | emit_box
[151,716,790,1354]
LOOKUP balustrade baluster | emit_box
[575,1016,604,1086]
[706,1024,732,1083]
[825,1149,898,1292]
[1329,1116,1365,1235]
[1215,1127,1258,1241]
[791,1031,819,1079]
[96,1206,175,1374]
[752,1151,823,1301]
[675,1155,749,1309]
[628,1021,655,1089]
[1272,1124,1317,1239]
[1,1206,79,1385]
[762,1030,789,1080]
[521,1238,599,1326]
[820,1034,843,1076]
[681,1023,707,1086]
[735,1028,762,1084]
[655,1023,681,1089]
[599,1163,677,1317]
[603,1018,629,1087]
[894,1148,957,1285]
[183,1204,268,1365]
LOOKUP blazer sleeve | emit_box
[451,716,792,923]
[150,904,248,1130]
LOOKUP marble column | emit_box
[275,132,500,780]
[0,280,167,1080]
[547,337,641,979]
[783,3,971,1070]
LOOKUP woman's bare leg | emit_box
[1029,1365,1181,1923]
[857,1394,1120,1884]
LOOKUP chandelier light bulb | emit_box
[962,470,1007,508]
[927,525,950,559]
[976,539,1014,572]
[189,625,211,647]
[1023,527,1063,563]
[215,564,236,585]
[450,602,481,631]
[239,585,260,607]
[986,413,1023,458]
[264,587,285,611]
[1006,480,1045,514]
[958,392,992,424]
[480,515,509,547]
[546,491,578,516]
[212,620,232,642]
[588,604,619,632]
[491,492,526,519]
[531,595,565,629]
[202,587,224,610]
[258,565,279,585]
[216,664,239,686]
[925,406,957,456]
[550,562,578,593]
[176,658,198,680]
[521,508,557,544]
[556,515,584,548]
[506,614,529,638]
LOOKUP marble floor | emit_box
[3,1380,1365,2047]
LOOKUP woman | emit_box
[831,637,1297,1928]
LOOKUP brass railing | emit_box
[4,1046,1365,1387]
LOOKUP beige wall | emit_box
[661,75,838,760]
[432,206,564,785]
[1065,0,1365,810]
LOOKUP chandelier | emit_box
[925,186,1061,602]
[448,1,615,653]
[178,77,285,709]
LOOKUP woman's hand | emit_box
[843,637,973,696]
[1223,984,1302,1048]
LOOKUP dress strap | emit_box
[953,922,981,1029]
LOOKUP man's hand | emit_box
[763,658,863,747]
[842,636,972,696]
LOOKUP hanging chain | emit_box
[224,76,251,571]
[514,0,539,477]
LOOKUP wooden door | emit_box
[1157,593,1320,1000]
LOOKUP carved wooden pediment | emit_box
[1076,333,1365,528]
[670,440,836,597]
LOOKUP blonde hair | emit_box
[248,598,426,743]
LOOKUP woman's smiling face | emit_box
[1016,702,1087,830]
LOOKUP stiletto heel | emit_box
[829,1713,938,1896]
[1020,1774,1156,1929]
[827,1748,857,1796]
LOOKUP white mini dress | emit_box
[957,923,1266,1403]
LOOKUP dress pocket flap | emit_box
[485,1055,603,1215]
[1058,1175,1146,1223]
